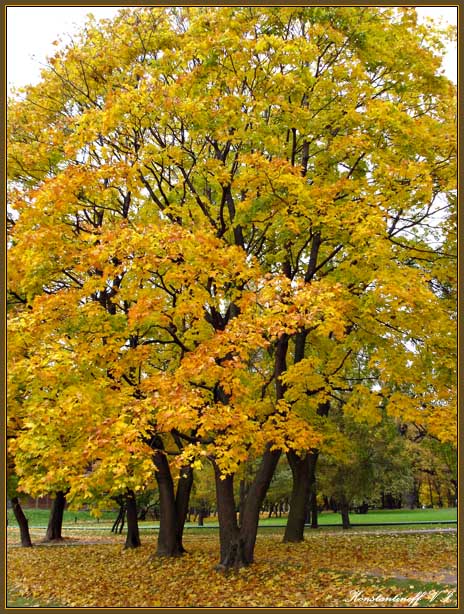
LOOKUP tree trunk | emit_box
[283,450,317,542]
[339,495,351,529]
[213,446,281,569]
[112,503,126,533]
[11,497,32,547]
[240,446,281,564]
[175,465,194,552]
[238,479,249,527]
[214,467,247,569]
[310,484,318,529]
[124,491,141,549]
[44,491,65,541]
[153,448,184,557]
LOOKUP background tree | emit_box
[317,411,414,528]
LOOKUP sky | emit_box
[6,5,458,92]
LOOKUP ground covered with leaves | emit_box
[8,531,457,608]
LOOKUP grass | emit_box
[7,585,63,608]
[7,507,117,527]
[258,507,458,526]
[7,506,457,529]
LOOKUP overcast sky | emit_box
[6,6,457,92]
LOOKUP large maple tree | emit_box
[8,7,455,567]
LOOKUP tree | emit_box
[7,471,32,548]
[8,7,456,568]
[317,411,414,528]
[44,490,67,542]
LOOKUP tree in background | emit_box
[317,411,414,528]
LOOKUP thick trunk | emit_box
[11,497,32,547]
[283,450,315,542]
[214,467,247,569]
[44,491,65,541]
[124,491,141,549]
[153,449,184,557]
[175,465,194,552]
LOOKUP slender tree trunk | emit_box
[310,482,318,529]
[339,495,351,529]
[124,491,141,549]
[283,451,315,542]
[11,497,32,547]
[175,465,194,552]
[112,503,126,533]
[44,491,66,541]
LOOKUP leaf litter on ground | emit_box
[7,531,457,607]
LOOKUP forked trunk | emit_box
[44,490,65,541]
[214,445,281,569]
[283,450,317,542]
[124,491,141,548]
[11,496,32,547]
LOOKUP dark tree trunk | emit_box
[283,450,317,542]
[213,446,281,569]
[175,465,194,552]
[213,332,287,569]
[214,467,247,569]
[339,496,351,529]
[240,446,281,564]
[44,491,66,541]
[124,491,141,549]
[112,503,126,533]
[283,404,328,541]
[11,497,32,547]
[153,448,184,557]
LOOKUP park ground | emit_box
[7,508,457,608]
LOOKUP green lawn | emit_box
[7,507,118,527]
[8,506,457,529]
[258,507,457,526]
